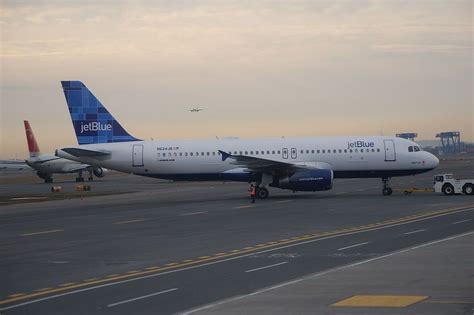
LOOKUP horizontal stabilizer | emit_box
[61,147,111,157]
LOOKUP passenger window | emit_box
[174,153,177,157]
[344,149,347,153]
[366,149,369,152]
[355,149,358,153]
[255,151,259,155]
[245,151,248,155]
[322,150,325,153]
[207,152,210,156]
[272,150,275,154]
[371,149,374,152]
[267,151,270,154]
[408,146,413,152]
[377,148,380,152]
[338,149,342,153]
[212,152,215,156]
[317,150,320,154]
[250,151,254,155]
[277,150,281,154]
[350,149,353,153]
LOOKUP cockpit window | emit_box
[408,146,413,152]
[414,146,420,152]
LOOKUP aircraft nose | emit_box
[429,153,439,169]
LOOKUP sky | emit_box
[0,0,472,159]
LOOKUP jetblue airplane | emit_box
[56,81,439,198]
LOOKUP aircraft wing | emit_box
[61,163,93,173]
[218,150,328,173]
[0,160,32,170]
[61,147,111,158]
[30,156,62,164]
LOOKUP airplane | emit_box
[189,107,204,112]
[22,120,105,183]
[56,81,439,198]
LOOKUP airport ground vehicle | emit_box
[433,174,474,195]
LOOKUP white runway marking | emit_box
[180,211,208,216]
[337,242,369,251]
[245,262,288,273]
[275,200,293,204]
[404,229,426,235]
[107,288,178,307]
[113,219,146,225]
[452,219,472,225]
[20,229,64,237]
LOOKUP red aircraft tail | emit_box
[24,120,41,157]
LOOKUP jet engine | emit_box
[275,169,333,192]
[93,167,105,178]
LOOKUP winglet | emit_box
[218,150,231,161]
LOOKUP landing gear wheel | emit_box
[88,177,94,181]
[44,178,53,183]
[76,177,84,182]
[442,184,455,195]
[381,177,392,196]
[257,187,269,199]
[462,184,473,195]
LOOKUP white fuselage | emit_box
[58,136,439,181]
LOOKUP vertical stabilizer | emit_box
[61,81,140,145]
[24,120,41,157]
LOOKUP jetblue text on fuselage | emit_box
[80,122,112,134]
[346,141,375,149]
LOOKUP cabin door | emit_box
[132,144,144,167]
[383,140,396,161]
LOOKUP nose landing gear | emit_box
[382,177,393,196]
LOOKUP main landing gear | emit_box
[382,177,393,196]
[75,170,84,182]
[256,187,269,199]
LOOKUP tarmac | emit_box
[0,158,472,314]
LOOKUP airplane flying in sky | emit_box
[56,81,439,198]
[23,120,105,183]
[189,107,204,112]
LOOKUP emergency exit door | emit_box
[383,140,396,161]
[132,144,144,167]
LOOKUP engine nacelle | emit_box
[93,167,105,178]
[276,169,333,192]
